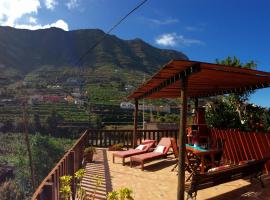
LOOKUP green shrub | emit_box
[107,188,134,200]
[60,176,72,200]
[0,181,24,200]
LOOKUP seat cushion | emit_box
[131,152,164,162]
[207,164,231,172]
[142,140,156,145]
[113,149,144,158]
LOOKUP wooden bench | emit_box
[185,157,269,199]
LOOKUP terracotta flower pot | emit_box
[84,152,94,163]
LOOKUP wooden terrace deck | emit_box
[82,148,270,200]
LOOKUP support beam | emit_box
[194,97,198,110]
[133,99,138,148]
[194,97,199,124]
[134,63,200,100]
[177,77,188,200]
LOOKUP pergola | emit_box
[128,59,270,200]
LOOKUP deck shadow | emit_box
[205,175,270,200]
[127,158,177,172]
[82,149,112,200]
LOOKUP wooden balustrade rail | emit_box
[31,130,90,200]
[136,129,178,144]
[32,129,179,200]
[88,129,179,147]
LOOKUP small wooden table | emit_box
[186,144,221,173]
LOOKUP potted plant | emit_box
[83,146,97,163]
[108,143,124,151]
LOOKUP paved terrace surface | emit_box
[82,148,270,200]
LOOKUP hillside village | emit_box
[1,1,270,199]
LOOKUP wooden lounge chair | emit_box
[185,157,270,199]
[130,137,176,171]
[112,140,155,166]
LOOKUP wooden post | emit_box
[194,97,198,111]
[69,151,75,200]
[177,77,188,200]
[133,99,138,148]
[193,97,199,124]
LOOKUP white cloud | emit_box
[44,0,57,10]
[15,19,69,31]
[29,17,37,24]
[156,33,177,46]
[0,0,68,31]
[155,33,203,47]
[66,0,79,9]
[147,18,179,25]
[0,0,40,26]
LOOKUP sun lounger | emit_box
[112,139,155,165]
[130,137,176,170]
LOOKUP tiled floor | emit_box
[82,148,270,200]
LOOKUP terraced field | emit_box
[0,102,89,123]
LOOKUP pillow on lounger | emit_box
[154,145,165,153]
[135,144,146,150]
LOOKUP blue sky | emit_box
[1,0,270,107]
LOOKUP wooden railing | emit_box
[31,130,90,200]
[88,130,133,147]
[211,129,270,173]
[31,129,178,200]
[88,129,179,147]
[136,129,179,144]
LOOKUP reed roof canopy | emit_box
[128,60,270,100]
[128,59,270,200]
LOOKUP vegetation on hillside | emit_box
[0,133,74,199]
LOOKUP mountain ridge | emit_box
[0,26,188,74]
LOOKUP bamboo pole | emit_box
[177,77,188,200]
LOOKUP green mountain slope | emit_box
[0,26,188,104]
[0,26,188,74]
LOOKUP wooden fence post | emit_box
[69,151,76,200]
[133,99,138,148]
